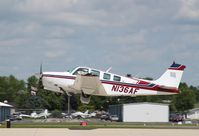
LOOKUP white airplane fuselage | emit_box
[41,62,186,100]
[42,70,153,97]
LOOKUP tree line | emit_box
[0,75,198,113]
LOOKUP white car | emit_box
[110,115,119,121]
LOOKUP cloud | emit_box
[45,50,65,58]
[46,12,105,26]
[0,38,27,47]
[175,0,199,23]
[15,0,78,13]
[112,30,147,45]
[42,40,72,58]
[0,0,198,86]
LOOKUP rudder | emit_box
[153,62,186,88]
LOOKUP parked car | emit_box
[100,114,119,121]
[100,114,110,121]
[110,115,119,121]
[169,113,184,122]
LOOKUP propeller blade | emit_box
[34,63,44,90]
[40,63,43,75]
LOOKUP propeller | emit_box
[24,63,44,96]
[31,63,44,95]
[40,63,42,75]
[37,63,44,89]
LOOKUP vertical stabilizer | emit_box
[84,110,89,114]
[153,62,186,88]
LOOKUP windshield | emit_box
[67,67,76,73]
[73,68,89,75]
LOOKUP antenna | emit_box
[106,67,112,73]
[132,73,140,78]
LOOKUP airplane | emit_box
[71,110,89,118]
[71,110,84,118]
[19,109,51,119]
[71,110,96,119]
[36,62,186,104]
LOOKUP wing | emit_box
[41,74,107,104]
[20,114,31,118]
[71,74,107,96]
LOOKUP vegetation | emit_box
[51,110,62,118]
[1,122,199,129]
[0,75,198,113]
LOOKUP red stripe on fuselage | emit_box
[102,81,178,93]
[43,74,76,80]
[42,74,179,93]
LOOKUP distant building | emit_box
[0,102,13,122]
[187,108,199,119]
[109,102,169,122]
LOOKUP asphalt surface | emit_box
[0,128,199,136]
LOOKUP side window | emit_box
[113,75,121,82]
[103,73,110,80]
[73,68,89,75]
[91,70,100,76]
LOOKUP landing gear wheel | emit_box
[80,91,91,104]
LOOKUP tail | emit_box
[44,109,48,115]
[84,110,89,114]
[153,62,186,89]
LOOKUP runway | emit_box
[0,128,199,136]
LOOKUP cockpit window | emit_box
[103,73,110,80]
[91,70,100,76]
[73,68,89,75]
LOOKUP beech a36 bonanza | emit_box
[36,62,186,104]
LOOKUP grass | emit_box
[0,122,199,129]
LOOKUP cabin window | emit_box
[113,75,121,82]
[103,73,110,80]
[91,70,100,76]
[73,68,89,75]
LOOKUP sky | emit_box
[0,0,199,86]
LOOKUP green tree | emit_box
[0,75,26,103]
[190,85,199,102]
[51,109,62,118]
[171,83,196,112]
